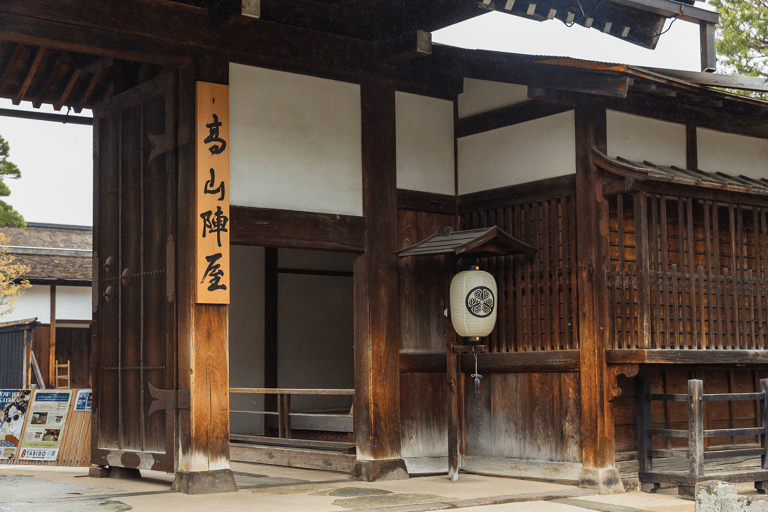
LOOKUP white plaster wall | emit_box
[606,110,686,167]
[2,284,91,324]
[396,92,455,195]
[457,110,576,194]
[229,245,265,435]
[2,284,50,323]
[229,64,362,216]
[56,286,92,320]
[458,78,528,118]
[277,249,354,413]
[697,128,768,180]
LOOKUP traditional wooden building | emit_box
[3,0,768,496]
[0,223,92,389]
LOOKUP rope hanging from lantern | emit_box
[471,350,482,394]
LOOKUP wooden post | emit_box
[634,192,651,349]
[688,379,704,478]
[757,378,768,493]
[636,378,651,474]
[172,64,236,495]
[575,104,623,493]
[445,254,459,480]
[48,284,56,387]
[352,74,407,481]
[264,247,278,419]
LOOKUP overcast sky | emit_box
[0,10,713,227]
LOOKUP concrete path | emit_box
[0,462,700,512]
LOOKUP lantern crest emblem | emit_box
[466,286,494,318]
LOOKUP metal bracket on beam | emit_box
[148,382,190,416]
[375,30,432,65]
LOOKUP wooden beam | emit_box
[230,205,365,253]
[0,42,25,94]
[13,45,45,105]
[54,68,82,111]
[32,50,71,109]
[397,189,456,216]
[531,86,768,139]
[449,47,632,98]
[74,68,109,114]
[375,30,431,64]
[456,100,572,138]
[459,350,580,373]
[353,75,405,478]
[0,107,92,125]
[399,350,581,373]
[0,1,371,78]
[607,349,768,365]
[458,174,577,214]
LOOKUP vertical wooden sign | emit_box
[195,82,230,304]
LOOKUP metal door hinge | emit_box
[148,382,190,416]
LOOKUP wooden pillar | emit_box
[172,59,236,494]
[48,284,56,387]
[353,74,407,481]
[264,247,278,417]
[575,104,623,493]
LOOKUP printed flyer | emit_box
[0,389,32,461]
[19,390,72,461]
[74,389,92,412]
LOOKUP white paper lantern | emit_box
[449,267,497,339]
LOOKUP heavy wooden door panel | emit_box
[91,70,177,472]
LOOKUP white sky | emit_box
[0,9,714,227]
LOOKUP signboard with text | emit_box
[195,82,230,304]
[19,390,71,461]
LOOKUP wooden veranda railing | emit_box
[229,388,355,453]
[609,266,768,350]
[608,192,768,351]
[636,378,768,498]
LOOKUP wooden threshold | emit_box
[230,434,355,454]
[230,442,356,473]
[607,349,768,365]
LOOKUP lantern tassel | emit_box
[471,351,482,394]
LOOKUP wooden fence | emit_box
[636,378,768,498]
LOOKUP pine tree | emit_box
[0,135,26,228]
[710,0,768,98]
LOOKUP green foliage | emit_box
[711,0,768,99]
[0,136,25,228]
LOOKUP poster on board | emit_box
[19,390,72,461]
[74,389,92,412]
[0,389,31,461]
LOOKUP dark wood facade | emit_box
[3,0,767,496]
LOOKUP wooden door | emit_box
[91,70,178,472]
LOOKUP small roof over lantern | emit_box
[395,226,537,259]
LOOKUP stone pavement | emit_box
[0,462,703,512]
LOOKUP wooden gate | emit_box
[91,70,178,473]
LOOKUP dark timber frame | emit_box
[6,0,768,496]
